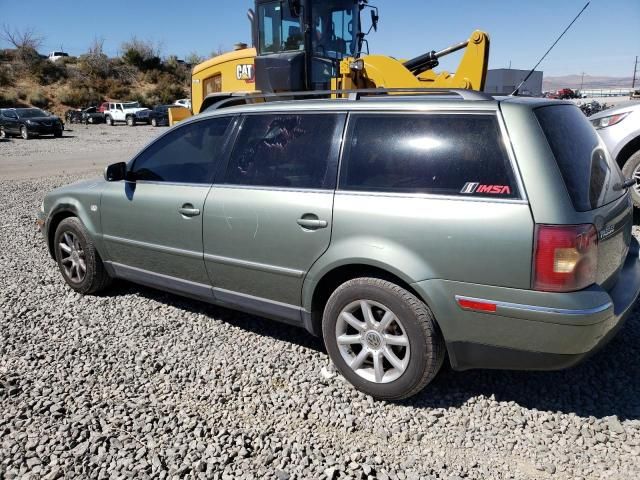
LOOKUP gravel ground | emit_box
[0,124,162,180]
[1,171,640,479]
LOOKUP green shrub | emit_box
[28,90,50,108]
[0,64,14,86]
[58,86,102,107]
[0,91,18,107]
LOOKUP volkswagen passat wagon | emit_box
[38,91,640,400]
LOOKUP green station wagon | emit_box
[38,90,640,400]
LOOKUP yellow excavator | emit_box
[171,0,490,124]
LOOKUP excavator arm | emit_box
[334,30,490,92]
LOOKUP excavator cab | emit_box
[254,0,364,92]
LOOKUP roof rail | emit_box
[206,87,493,110]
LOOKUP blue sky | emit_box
[0,0,638,77]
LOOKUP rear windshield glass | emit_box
[535,105,625,212]
[340,114,519,198]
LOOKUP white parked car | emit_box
[174,98,191,110]
[48,51,69,62]
[104,102,150,127]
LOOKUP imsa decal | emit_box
[236,64,255,82]
[461,182,511,195]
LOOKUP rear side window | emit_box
[535,105,624,212]
[340,114,519,198]
[224,113,343,189]
[130,117,232,183]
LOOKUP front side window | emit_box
[340,114,519,198]
[224,113,343,189]
[130,117,232,184]
[258,1,303,54]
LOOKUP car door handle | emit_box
[297,218,328,229]
[178,204,200,217]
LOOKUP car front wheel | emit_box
[54,217,112,294]
[20,126,30,140]
[322,277,445,400]
[151,118,158,127]
[0,126,6,139]
[622,150,640,208]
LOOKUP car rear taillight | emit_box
[533,224,598,292]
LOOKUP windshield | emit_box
[16,108,48,118]
[258,1,303,54]
[123,102,140,109]
[312,0,358,59]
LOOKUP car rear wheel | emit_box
[127,116,136,127]
[54,217,112,294]
[0,126,6,139]
[105,115,113,126]
[54,129,62,138]
[20,126,30,140]
[622,150,640,208]
[322,277,445,400]
[151,118,158,127]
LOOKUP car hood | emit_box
[122,107,149,114]
[50,177,104,196]
[589,101,640,120]
[21,116,60,122]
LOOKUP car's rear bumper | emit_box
[412,237,640,371]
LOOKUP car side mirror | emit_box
[104,162,127,182]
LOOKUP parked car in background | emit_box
[65,108,83,124]
[557,88,577,99]
[81,106,105,124]
[631,90,640,100]
[37,93,639,400]
[0,108,63,139]
[48,51,69,62]
[590,101,640,207]
[174,98,191,110]
[141,105,187,127]
[104,102,150,126]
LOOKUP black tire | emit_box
[20,125,30,140]
[322,277,445,401]
[126,116,136,127]
[622,150,640,208]
[105,115,113,126]
[53,129,62,138]
[54,217,112,294]
[0,126,6,139]
[151,118,158,127]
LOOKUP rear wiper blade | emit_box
[613,178,637,191]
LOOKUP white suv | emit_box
[105,102,149,127]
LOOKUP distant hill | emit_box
[543,74,634,91]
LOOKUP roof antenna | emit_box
[512,2,590,96]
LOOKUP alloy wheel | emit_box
[58,231,87,283]
[335,299,410,384]
[633,164,640,196]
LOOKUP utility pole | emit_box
[580,71,585,91]
[633,56,638,89]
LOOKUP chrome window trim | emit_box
[455,295,613,316]
[211,184,333,195]
[335,190,529,204]
[336,110,527,201]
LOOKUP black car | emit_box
[0,108,63,139]
[65,108,83,124]
[81,106,105,124]
[141,105,182,127]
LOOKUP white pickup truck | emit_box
[104,102,149,126]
